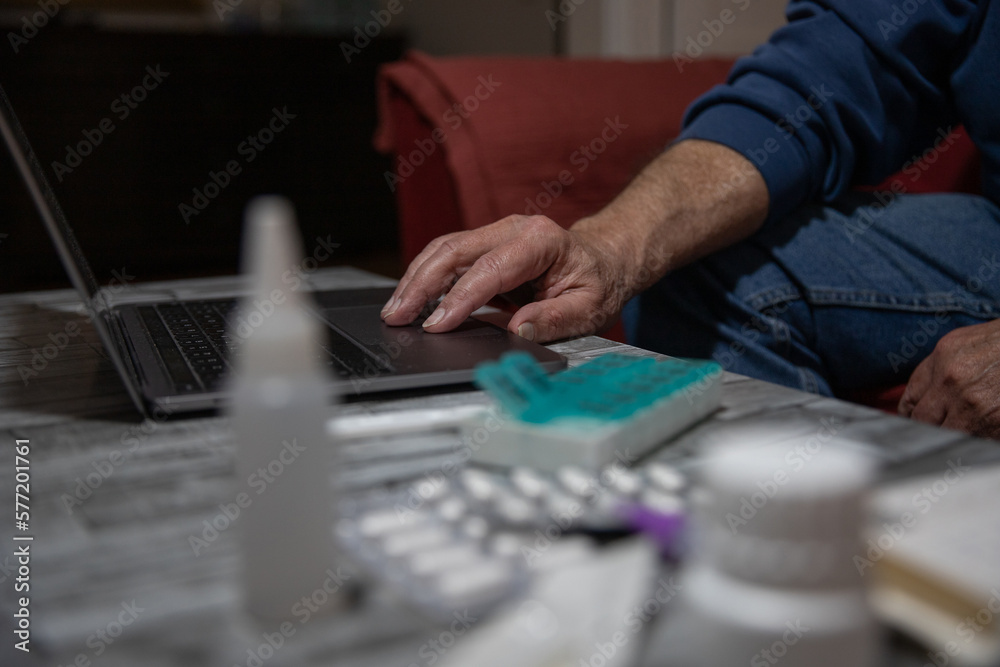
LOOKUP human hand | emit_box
[381,141,768,344]
[898,319,1000,439]
[380,215,637,343]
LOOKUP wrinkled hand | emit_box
[381,215,635,343]
[898,320,1000,439]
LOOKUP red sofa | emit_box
[375,50,982,410]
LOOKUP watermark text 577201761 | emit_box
[12,438,33,653]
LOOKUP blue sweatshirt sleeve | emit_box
[679,0,982,223]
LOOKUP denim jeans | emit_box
[623,192,1000,396]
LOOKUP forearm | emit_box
[571,138,769,296]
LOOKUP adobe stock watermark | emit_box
[679,364,726,406]
[877,0,929,40]
[50,65,170,183]
[233,566,353,667]
[224,234,341,347]
[394,408,507,524]
[583,246,674,335]
[899,126,963,183]
[545,0,588,31]
[750,620,811,666]
[711,301,791,372]
[715,85,834,200]
[278,235,341,291]
[385,74,502,192]
[844,126,962,244]
[724,417,843,534]
[59,402,177,516]
[189,437,307,556]
[673,0,753,72]
[340,0,414,63]
[579,577,683,667]
[52,600,145,667]
[853,459,969,576]
[885,253,999,374]
[17,268,135,386]
[211,0,285,23]
[179,106,297,224]
[519,449,640,567]
[523,116,629,216]
[345,330,416,396]
[407,610,478,667]
[7,0,71,54]
[922,588,1000,667]
[774,85,835,139]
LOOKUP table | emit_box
[1,268,998,666]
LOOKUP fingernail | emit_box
[381,296,400,318]
[423,307,446,328]
[517,322,535,341]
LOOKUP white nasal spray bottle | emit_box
[228,196,338,620]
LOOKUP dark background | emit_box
[0,25,403,292]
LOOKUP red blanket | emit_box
[376,51,734,232]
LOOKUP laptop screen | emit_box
[0,82,102,299]
[0,25,400,293]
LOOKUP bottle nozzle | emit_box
[234,195,324,377]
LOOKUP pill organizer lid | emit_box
[474,352,722,424]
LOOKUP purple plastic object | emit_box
[623,506,686,558]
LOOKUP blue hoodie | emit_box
[679,0,998,224]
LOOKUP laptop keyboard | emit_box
[137,300,392,394]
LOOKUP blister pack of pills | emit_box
[335,459,688,620]
[335,353,711,621]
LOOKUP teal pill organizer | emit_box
[470,353,723,471]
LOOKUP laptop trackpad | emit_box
[321,305,514,374]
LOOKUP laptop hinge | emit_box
[99,306,149,417]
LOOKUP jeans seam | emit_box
[744,285,803,311]
[802,288,999,317]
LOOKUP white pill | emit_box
[510,467,553,499]
[590,491,624,519]
[409,545,481,576]
[646,463,686,493]
[382,526,452,556]
[436,496,468,523]
[461,516,491,540]
[557,466,598,497]
[544,492,582,521]
[413,478,451,503]
[358,508,426,537]
[494,494,536,525]
[606,468,644,497]
[436,561,513,600]
[640,489,684,515]
[489,532,528,558]
[460,468,499,502]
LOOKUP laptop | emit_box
[0,84,566,416]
